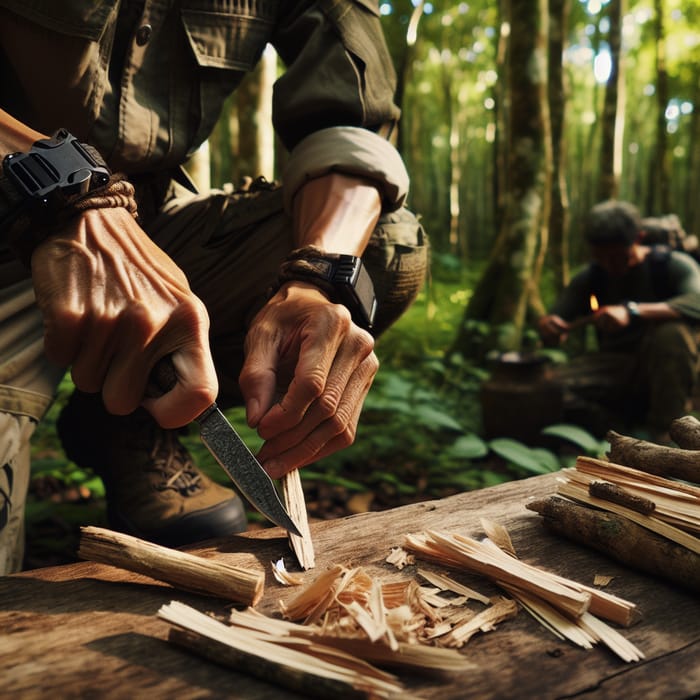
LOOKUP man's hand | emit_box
[537,314,570,345]
[239,281,378,479]
[592,304,634,333]
[31,207,217,428]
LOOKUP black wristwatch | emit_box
[624,301,642,324]
[277,251,377,331]
[0,128,111,235]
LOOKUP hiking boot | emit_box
[56,390,247,547]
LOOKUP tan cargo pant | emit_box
[552,320,699,436]
[0,180,428,574]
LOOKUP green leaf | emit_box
[528,447,560,473]
[414,405,463,432]
[445,434,489,459]
[541,423,606,454]
[488,438,554,475]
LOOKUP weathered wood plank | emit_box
[1,473,698,699]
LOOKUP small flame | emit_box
[590,294,599,312]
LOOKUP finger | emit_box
[259,353,377,476]
[257,313,369,438]
[239,324,285,428]
[257,346,376,456]
[140,346,218,428]
[262,388,366,479]
[69,314,118,394]
[264,307,354,435]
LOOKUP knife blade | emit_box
[148,356,301,536]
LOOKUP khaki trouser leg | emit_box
[0,274,65,576]
[637,321,699,432]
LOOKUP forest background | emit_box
[26,0,700,565]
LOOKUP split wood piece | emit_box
[228,607,474,671]
[527,496,700,595]
[588,481,656,515]
[669,415,700,450]
[282,469,316,570]
[433,597,518,648]
[417,569,491,605]
[559,470,700,550]
[159,601,404,699]
[403,529,641,662]
[480,518,517,557]
[606,429,700,484]
[505,584,643,662]
[477,537,637,627]
[573,456,700,534]
[404,530,592,619]
[78,525,263,606]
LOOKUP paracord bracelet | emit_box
[7,173,139,265]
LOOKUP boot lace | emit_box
[148,430,204,497]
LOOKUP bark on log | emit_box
[669,415,700,450]
[78,526,264,605]
[588,481,656,515]
[527,496,700,594]
[606,430,700,484]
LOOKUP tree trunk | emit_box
[452,0,551,358]
[597,0,624,201]
[547,0,571,292]
[646,0,670,215]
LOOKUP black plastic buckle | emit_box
[3,128,110,210]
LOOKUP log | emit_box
[669,415,700,450]
[606,430,700,484]
[588,481,656,515]
[527,496,700,595]
[78,526,264,605]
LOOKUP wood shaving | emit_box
[385,546,415,569]
[271,558,304,586]
[279,562,509,651]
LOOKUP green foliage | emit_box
[541,423,609,455]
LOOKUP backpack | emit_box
[640,214,699,262]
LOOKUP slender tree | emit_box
[548,0,571,291]
[452,0,552,358]
[598,0,625,200]
[648,0,671,214]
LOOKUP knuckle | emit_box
[302,369,327,401]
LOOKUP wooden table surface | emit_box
[2,472,699,699]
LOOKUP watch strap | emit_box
[273,245,376,330]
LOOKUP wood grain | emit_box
[2,473,699,699]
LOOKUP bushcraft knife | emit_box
[149,357,301,537]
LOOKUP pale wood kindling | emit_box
[78,525,264,606]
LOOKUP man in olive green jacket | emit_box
[538,200,700,439]
[0,1,428,573]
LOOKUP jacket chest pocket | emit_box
[180,2,278,151]
[181,4,277,71]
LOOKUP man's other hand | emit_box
[31,207,217,428]
[239,281,378,478]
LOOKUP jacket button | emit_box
[135,24,153,46]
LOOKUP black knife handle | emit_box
[145,355,178,398]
